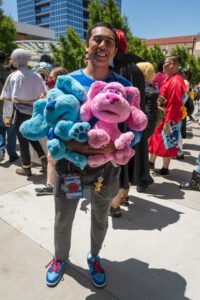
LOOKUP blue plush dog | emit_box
[20,75,91,168]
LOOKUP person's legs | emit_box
[0,116,6,161]
[35,151,56,195]
[46,172,79,286]
[153,157,171,176]
[47,151,56,186]
[6,123,18,160]
[109,188,123,217]
[53,172,80,260]
[87,163,120,288]
[54,196,79,260]
[90,164,120,256]
[149,154,157,164]
[163,157,171,169]
[29,139,46,161]
[15,110,32,175]
[29,139,47,172]
[120,187,130,206]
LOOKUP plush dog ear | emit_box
[80,81,107,121]
[125,86,148,131]
[56,75,87,102]
[125,86,141,108]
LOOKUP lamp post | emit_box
[192,36,196,55]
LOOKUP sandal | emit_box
[109,206,122,218]
[120,196,129,207]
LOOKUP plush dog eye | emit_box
[116,91,121,95]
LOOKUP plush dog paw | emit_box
[115,132,134,149]
[65,150,87,168]
[88,129,110,148]
[87,154,111,168]
[47,139,66,160]
[69,122,91,142]
[113,148,135,165]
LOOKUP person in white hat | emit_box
[1,48,47,176]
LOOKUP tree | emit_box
[148,44,165,70]
[88,0,131,41]
[0,1,17,56]
[50,26,85,73]
[87,0,103,29]
[87,0,165,65]
[171,45,200,84]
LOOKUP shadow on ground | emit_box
[67,258,190,300]
[151,169,194,187]
[111,196,182,231]
[183,143,200,152]
[27,173,46,185]
[146,180,185,199]
[179,152,197,165]
[0,158,21,168]
[62,262,116,300]
[165,169,194,185]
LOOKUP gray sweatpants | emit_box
[54,162,120,261]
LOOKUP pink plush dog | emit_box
[80,81,147,168]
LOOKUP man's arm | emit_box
[65,140,116,155]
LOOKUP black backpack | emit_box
[184,96,194,116]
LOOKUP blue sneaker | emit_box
[87,252,106,288]
[45,257,66,286]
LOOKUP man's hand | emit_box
[102,141,116,154]
[163,121,171,134]
[65,140,116,155]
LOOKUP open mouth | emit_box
[96,50,107,57]
[97,53,107,57]
[101,110,119,117]
[57,111,68,120]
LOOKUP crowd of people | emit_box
[0,22,200,288]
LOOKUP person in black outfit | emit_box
[110,52,154,217]
[137,62,158,140]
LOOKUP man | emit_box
[0,50,18,162]
[148,55,187,175]
[45,22,132,288]
[2,49,47,176]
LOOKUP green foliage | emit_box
[171,45,200,84]
[0,2,17,56]
[50,26,85,73]
[87,0,165,69]
[49,0,200,84]
[87,0,103,29]
[148,44,165,69]
[88,0,131,40]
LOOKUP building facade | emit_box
[17,0,121,41]
[142,35,200,58]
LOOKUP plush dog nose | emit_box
[106,94,119,104]
[46,100,56,111]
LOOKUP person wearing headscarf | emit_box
[110,30,153,218]
[1,48,47,176]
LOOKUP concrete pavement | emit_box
[0,116,200,300]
